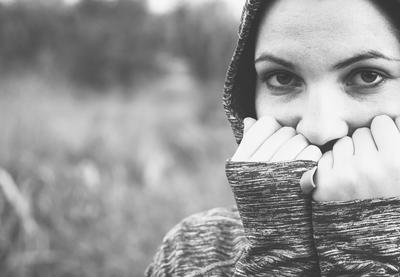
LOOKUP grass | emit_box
[0,69,236,276]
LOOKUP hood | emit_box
[223,0,269,144]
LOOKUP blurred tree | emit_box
[167,1,237,80]
[66,0,164,88]
[0,0,237,90]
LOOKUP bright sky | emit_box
[64,0,79,4]
[0,0,245,17]
[63,0,80,4]
[146,0,244,17]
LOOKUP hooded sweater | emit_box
[146,0,400,276]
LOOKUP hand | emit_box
[231,116,322,162]
[313,115,400,201]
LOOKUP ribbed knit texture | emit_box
[226,161,319,276]
[147,161,322,276]
[145,207,246,277]
[146,162,400,276]
[147,0,400,275]
[313,198,400,276]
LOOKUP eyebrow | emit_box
[332,50,400,70]
[254,54,296,69]
[254,50,400,70]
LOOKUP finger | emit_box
[296,145,322,162]
[313,150,333,200]
[332,136,353,166]
[250,127,296,162]
[395,116,400,131]
[352,127,377,156]
[243,117,256,134]
[270,134,308,162]
[232,116,281,161]
[370,115,400,153]
[317,150,333,170]
[300,166,318,194]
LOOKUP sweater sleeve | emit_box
[145,207,247,277]
[312,198,400,276]
[225,160,320,276]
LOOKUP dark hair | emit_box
[233,0,400,120]
[370,0,400,41]
[232,1,272,120]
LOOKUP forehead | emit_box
[255,0,399,59]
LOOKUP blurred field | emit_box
[0,63,237,276]
[0,0,242,275]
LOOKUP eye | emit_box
[346,70,386,87]
[264,72,302,89]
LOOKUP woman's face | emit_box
[255,0,400,147]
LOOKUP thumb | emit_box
[300,166,318,195]
[243,117,256,134]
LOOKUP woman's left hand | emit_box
[313,115,400,202]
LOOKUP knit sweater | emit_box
[146,160,400,276]
[146,0,400,275]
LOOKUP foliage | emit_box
[0,0,241,275]
[0,0,237,89]
[166,1,237,80]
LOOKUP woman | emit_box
[147,0,400,275]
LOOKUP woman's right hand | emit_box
[231,116,322,162]
[312,115,400,201]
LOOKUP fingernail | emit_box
[300,166,318,195]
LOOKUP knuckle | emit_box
[308,145,322,156]
[336,136,352,146]
[377,114,391,121]
[352,127,370,138]
[318,150,331,165]
[307,144,321,152]
[371,114,392,129]
[340,135,352,142]
[294,134,308,144]
[281,126,296,135]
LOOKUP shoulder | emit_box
[146,206,246,276]
[164,206,245,250]
[169,206,243,236]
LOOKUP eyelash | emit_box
[346,68,389,88]
[261,68,391,95]
[261,71,302,94]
